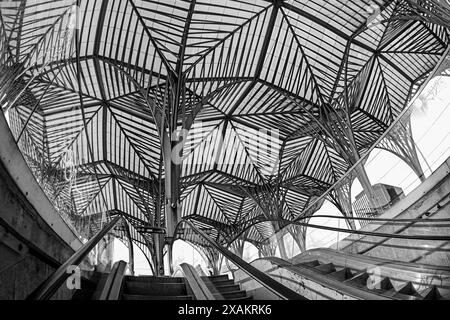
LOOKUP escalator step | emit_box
[297,260,320,268]
[438,293,450,300]
[232,295,254,301]
[204,279,235,288]
[313,263,336,274]
[214,290,247,300]
[419,286,441,300]
[383,289,419,300]
[368,277,394,291]
[343,272,370,287]
[397,282,420,297]
[122,294,193,300]
[71,289,95,300]
[328,268,354,281]
[384,282,421,300]
[206,283,241,293]
[124,276,185,284]
[202,275,230,282]
[124,281,188,296]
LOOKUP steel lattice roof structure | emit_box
[1,0,450,268]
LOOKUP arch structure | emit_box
[1,0,449,272]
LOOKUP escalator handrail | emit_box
[27,216,122,300]
[99,260,127,300]
[180,263,217,300]
[183,220,307,300]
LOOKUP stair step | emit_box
[328,268,354,281]
[124,281,188,296]
[122,294,193,300]
[313,263,336,274]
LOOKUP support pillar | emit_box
[153,233,165,276]
[287,225,306,253]
[355,162,379,213]
[166,242,174,275]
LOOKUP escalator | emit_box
[72,267,251,300]
[233,248,450,300]
[25,216,258,301]
[26,216,450,301]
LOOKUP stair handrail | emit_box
[27,216,123,300]
[180,220,307,300]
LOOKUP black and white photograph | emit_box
[0,0,449,312]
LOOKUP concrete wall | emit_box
[0,110,83,299]
[335,157,450,266]
[0,165,76,299]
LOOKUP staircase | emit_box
[293,259,447,300]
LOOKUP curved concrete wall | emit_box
[0,110,83,299]
[0,110,83,252]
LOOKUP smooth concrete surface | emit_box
[0,240,73,300]
[0,110,83,299]
[334,157,450,266]
[0,163,77,299]
[0,110,82,252]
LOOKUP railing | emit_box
[27,216,122,300]
[176,220,307,300]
